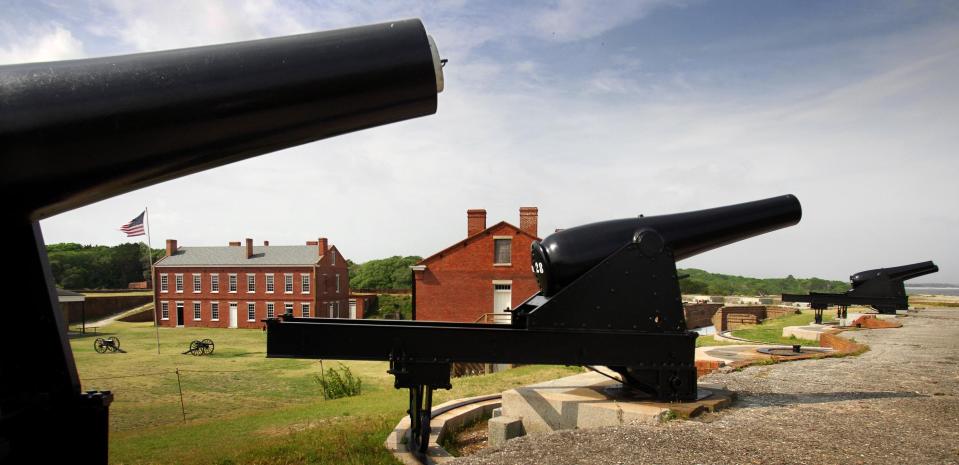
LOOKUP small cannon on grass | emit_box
[93,337,124,354]
[183,339,215,356]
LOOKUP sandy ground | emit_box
[453,307,959,465]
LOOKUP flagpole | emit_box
[145,207,161,355]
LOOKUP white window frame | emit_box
[210,273,219,293]
[160,274,168,293]
[211,302,220,321]
[193,273,201,293]
[247,302,256,322]
[161,301,169,320]
[193,301,201,320]
[335,274,340,294]
[175,273,184,293]
[301,274,310,294]
[328,302,335,317]
[266,273,274,293]
[266,302,275,319]
[229,273,237,293]
[284,273,294,294]
[493,236,512,266]
[302,302,311,318]
[284,302,294,316]
[331,251,336,265]
[247,273,256,293]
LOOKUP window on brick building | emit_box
[229,274,237,293]
[301,274,310,293]
[193,274,201,293]
[266,302,275,319]
[285,273,293,293]
[266,274,274,293]
[328,302,334,317]
[335,274,340,293]
[247,273,255,293]
[161,301,169,320]
[331,251,336,265]
[493,238,512,265]
[175,273,184,292]
[302,303,310,318]
[211,302,220,321]
[247,302,256,321]
[193,302,201,320]
[160,274,168,293]
[211,274,219,293]
[284,302,293,315]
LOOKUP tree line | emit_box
[46,243,849,297]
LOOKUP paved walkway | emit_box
[454,308,959,465]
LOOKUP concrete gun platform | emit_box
[497,370,734,438]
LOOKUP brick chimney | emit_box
[229,241,241,246]
[165,239,177,257]
[245,238,253,259]
[317,238,328,256]
[263,240,269,246]
[467,209,487,236]
[306,240,319,246]
[519,207,538,237]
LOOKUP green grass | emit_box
[727,309,837,346]
[71,322,582,464]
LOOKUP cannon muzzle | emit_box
[0,18,444,219]
[531,194,802,296]
[851,261,939,286]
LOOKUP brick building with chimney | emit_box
[412,208,541,323]
[153,237,353,328]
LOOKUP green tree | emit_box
[349,256,422,290]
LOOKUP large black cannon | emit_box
[783,261,939,322]
[0,19,444,464]
[265,194,802,454]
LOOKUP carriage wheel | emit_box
[94,338,107,353]
[111,337,120,351]
[189,340,202,356]
[201,339,214,355]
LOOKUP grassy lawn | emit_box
[71,322,582,464]
[730,309,840,345]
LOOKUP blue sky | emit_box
[3,0,958,283]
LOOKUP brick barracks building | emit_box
[412,208,540,323]
[153,237,353,328]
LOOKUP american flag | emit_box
[120,211,146,237]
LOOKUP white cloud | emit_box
[0,23,85,65]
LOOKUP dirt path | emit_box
[454,308,959,465]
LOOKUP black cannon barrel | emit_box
[851,261,939,285]
[532,194,802,296]
[0,18,443,219]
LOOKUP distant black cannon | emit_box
[266,194,802,454]
[1,18,445,464]
[93,337,124,354]
[183,339,215,356]
[783,261,939,323]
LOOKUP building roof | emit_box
[416,221,540,267]
[154,245,322,266]
[57,288,86,302]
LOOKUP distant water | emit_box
[692,325,716,335]
[907,287,959,296]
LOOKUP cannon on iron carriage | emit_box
[783,261,939,323]
[183,339,216,356]
[266,194,803,455]
[1,18,445,463]
[93,337,124,354]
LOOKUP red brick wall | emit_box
[153,252,351,329]
[712,306,767,332]
[415,223,539,323]
[683,303,722,329]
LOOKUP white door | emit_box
[349,299,357,319]
[492,282,512,324]
[229,303,238,328]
